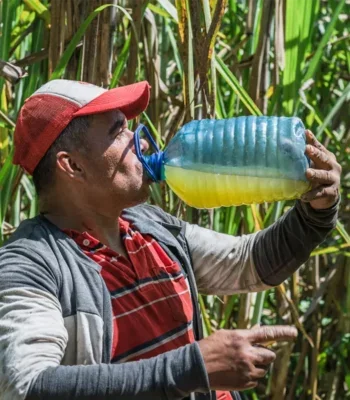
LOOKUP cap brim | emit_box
[73,81,150,120]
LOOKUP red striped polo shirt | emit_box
[65,217,231,400]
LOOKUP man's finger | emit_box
[305,130,335,159]
[305,169,338,185]
[250,366,269,380]
[241,382,258,390]
[252,346,276,365]
[305,145,333,170]
[247,326,298,344]
[301,185,339,202]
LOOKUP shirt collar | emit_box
[63,217,131,251]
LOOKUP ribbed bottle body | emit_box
[163,116,310,208]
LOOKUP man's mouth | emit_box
[142,174,153,184]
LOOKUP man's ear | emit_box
[56,151,85,182]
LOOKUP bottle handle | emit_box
[134,124,161,182]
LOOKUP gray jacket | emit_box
[0,201,338,400]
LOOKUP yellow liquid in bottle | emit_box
[165,165,311,208]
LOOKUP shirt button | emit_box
[83,239,90,246]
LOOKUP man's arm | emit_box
[184,200,337,295]
[0,250,209,400]
[251,199,338,287]
[27,345,205,400]
[0,249,300,398]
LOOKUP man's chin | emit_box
[124,185,151,209]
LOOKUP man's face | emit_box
[75,110,151,210]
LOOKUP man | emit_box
[0,80,341,400]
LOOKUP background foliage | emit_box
[0,0,349,399]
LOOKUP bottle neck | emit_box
[143,152,165,181]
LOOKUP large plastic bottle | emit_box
[134,116,311,208]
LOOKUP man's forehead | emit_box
[92,109,127,124]
[113,109,127,121]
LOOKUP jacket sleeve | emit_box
[0,249,209,400]
[184,200,338,294]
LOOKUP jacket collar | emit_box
[122,207,183,248]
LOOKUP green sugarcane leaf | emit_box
[336,220,350,244]
[110,34,131,89]
[215,56,262,116]
[304,0,346,82]
[156,0,178,22]
[148,4,171,19]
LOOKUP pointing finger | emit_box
[247,326,298,344]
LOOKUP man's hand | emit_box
[198,326,297,391]
[302,130,341,210]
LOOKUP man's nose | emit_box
[140,137,149,153]
[130,129,149,153]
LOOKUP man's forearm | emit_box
[26,342,209,400]
[253,200,338,286]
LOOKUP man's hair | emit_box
[32,116,91,195]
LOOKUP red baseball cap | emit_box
[13,79,151,174]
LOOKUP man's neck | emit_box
[39,194,128,257]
